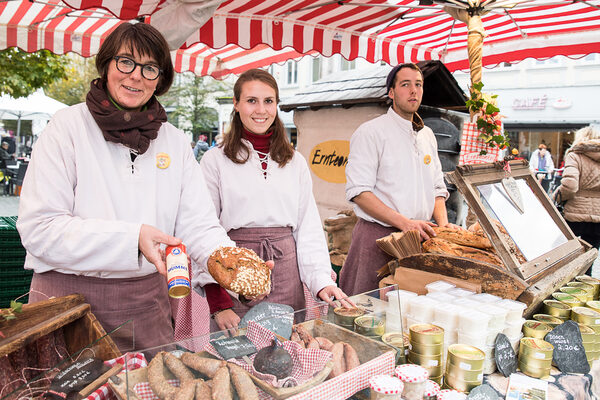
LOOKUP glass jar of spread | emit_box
[369,375,404,400]
[423,379,441,400]
[394,364,429,400]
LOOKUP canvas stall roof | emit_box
[280,60,467,112]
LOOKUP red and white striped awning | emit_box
[0,0,312,79]
[1,0,600,75]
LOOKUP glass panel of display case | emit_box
[477,179,568,261]
[116,286,403,400]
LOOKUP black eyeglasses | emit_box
[113,56,162,80]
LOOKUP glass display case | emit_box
[112,286,404,400]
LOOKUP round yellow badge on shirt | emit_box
[156,153,171,169]
[424,154,431,165]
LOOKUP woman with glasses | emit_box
[16,23,235,351]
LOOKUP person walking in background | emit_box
[553,124,600,276]
[340,63,456,296]
[194,134,210,162]
[529,143,555,182]
[198,69,348,332]
[16,22,236,350]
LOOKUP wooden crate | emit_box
[0,294,120,360]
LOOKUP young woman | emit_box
[199,69,348,331]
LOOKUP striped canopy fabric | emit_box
[0,0,312,78]
[1,0,600,76]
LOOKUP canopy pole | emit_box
[467,14,485,88]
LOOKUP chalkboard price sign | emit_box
[48,357,107,398]
[544,320,590,374]
[467,383,501,400]
[494,333,517,377]
[239,302,294,339]
[211,335,257,360]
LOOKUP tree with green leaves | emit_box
[0,48,68,98]
[162,74,230,140]
[45,56,98,106]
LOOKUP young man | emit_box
[340,63,455,295]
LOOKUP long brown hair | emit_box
[222,69,294,167]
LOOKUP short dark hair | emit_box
[95,22,174,96]
[538,143,547,150]
[386,63,423,93]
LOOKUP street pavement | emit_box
[1,194,599,276]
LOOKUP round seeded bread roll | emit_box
[207,247,271,298]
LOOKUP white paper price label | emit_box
[459,361,472,371]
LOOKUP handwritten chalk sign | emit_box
[49,357,107,396]
[240,302,294,339]
[467,384,501,400]
[495,333,517,377]
[211,335,257,360]
[544,320,590,374]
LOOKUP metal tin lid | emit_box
[423,379,441,396]
[587,300,600,312]
[448,344,485,361]
[533,314,563,325]
[382,332,409,347]
[369,375,404,394]
[395,364,429,383]
[573,306,600,318]
[543,299,571,310]
[438,389,468,400]
[410,324,444,336]
[578,323,596,335]
[520,337,554,352]
[552,292,582,304]
[523,320,552,332]
[355,315,384,327]
[333,307,365,317]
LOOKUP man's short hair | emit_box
[386,63,423,93]
[538,144,547,150]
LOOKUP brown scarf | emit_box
[86,78,167,154]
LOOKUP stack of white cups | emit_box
[386,289,418,333]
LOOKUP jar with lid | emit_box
[369,375,404,400]
[394,364,429,400]
[423,379,441,400]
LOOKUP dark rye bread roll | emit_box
[207,247,271,298]
[432,226,493,250]
[422,237,503,267]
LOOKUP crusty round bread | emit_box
[422,237,503,267]
[207,247,271,298]
[432,226,493,250]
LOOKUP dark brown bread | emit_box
[423,237,503,267]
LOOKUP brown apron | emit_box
[210,226,305,332]
[339,218,395,296]
[28,271,173,352]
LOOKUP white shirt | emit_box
[17,103,234,280]
[345,108,448,226]
[199,143,335,297]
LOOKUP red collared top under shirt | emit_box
[204,128,273,314]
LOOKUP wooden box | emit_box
[0,294,121,398]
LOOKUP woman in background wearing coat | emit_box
[554,124,600,276]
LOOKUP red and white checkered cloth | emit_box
[458,122,501,165]
[286,350,396,400]
[170,270,338,344]
[84,353,147,400]
[205,321,333,388]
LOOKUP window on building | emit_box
[340,58,355,71]
[286,61,298,85]
[312,57,322,82]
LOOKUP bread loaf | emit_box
[432,227,492,250]
[423,237,503,267]
[208,247,271,298]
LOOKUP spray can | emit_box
[166,244,190,298]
